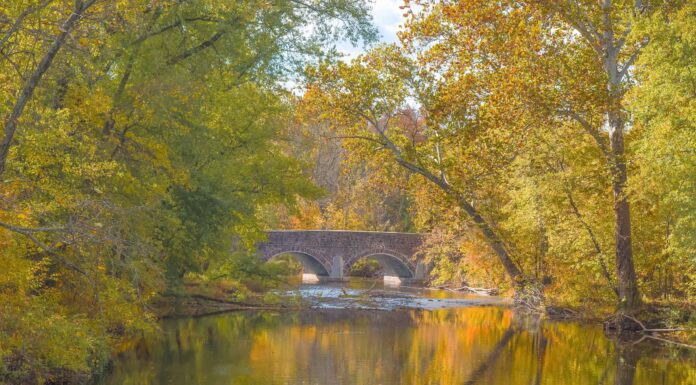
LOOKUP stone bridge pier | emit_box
[255,230,429,285]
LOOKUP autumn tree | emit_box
[627,2,696,300]
[0,0,375,381]
[302,45,544,307]
[397,0,690,313]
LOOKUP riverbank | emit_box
[154,280,695,341]
[150,280,310,318]
[6,281,692,385]
[91,287,696,385]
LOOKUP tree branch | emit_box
[0,220,66,234]
[166,30,226,65]
[0,220,89,277]
[0,0,99,176]
[562,184,618,295]
[618,40,648,81]
[131,16,223,45]
[558,109,613,161]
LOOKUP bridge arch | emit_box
[346,249,415,278]
[266,249,331,277]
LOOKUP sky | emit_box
[286,1,407,93]
[336,0,407,59]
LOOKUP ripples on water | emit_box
[291,282,510,310]
[95,283,696,385]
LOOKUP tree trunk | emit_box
[608,108,640,313]
[455,194,523,281]
[602,13,641,311]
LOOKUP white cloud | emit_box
[372,0,406,43]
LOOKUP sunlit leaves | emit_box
[0,0,374,380]
[300,0,695,311]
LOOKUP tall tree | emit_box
[534,0,647,314]
[400,0,677,313]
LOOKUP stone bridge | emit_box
[255,230,429,284]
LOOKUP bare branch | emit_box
[0,221,68,260]
[618,40,648,80]
[328,134,384,146]
[0,221,66,234]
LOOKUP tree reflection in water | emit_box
[614,342,639,385]
[95,307,696,385]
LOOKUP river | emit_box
[94,282,696,385]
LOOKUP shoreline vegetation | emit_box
[155,278,695,339]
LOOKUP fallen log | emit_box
[448,286,499,296]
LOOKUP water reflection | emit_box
[95,305,695,385]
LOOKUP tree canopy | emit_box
[2,0,695,382]
[298,0,695,312]
[0,0,375,381]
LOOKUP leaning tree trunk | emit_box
[385,134,543,310]
[453,193,544,311]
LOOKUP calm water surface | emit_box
[95,284,696,385]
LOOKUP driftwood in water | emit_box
[604,314,696,349]
[434,284,499,296]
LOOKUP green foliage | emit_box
[349,258,383,277]
[0,0,375,382]
[628,2,696,299]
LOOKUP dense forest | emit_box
[1,0,694,383]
